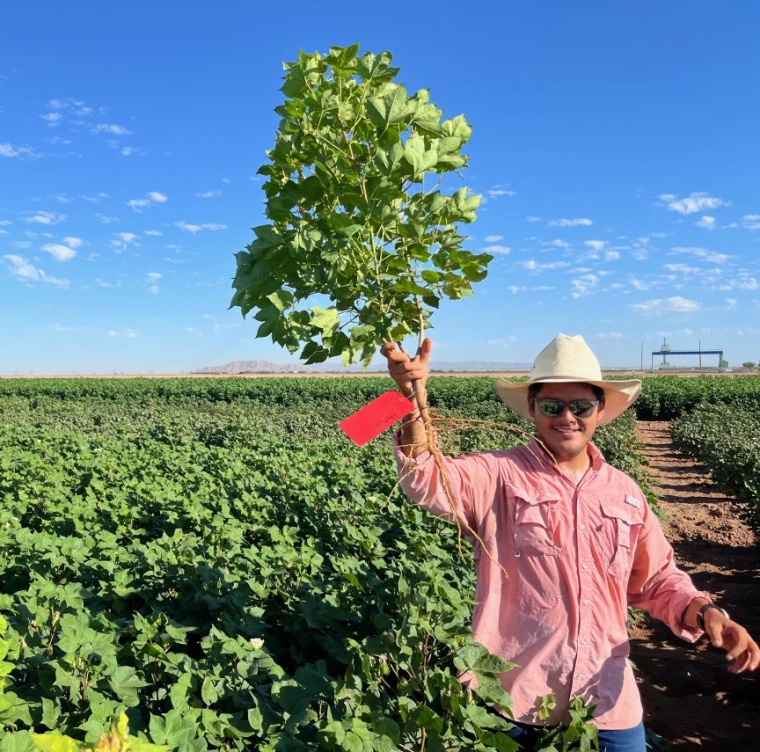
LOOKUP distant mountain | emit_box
[195,360,311,374]
[195,359,533,375]
[309,360,534,373]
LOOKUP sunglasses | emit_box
[535,398,600,418]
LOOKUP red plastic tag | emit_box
[339,390,415,446]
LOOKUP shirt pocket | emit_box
[512,489,563,557]
[600,500,644,579]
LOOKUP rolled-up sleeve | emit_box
[393,431,502,540]
[626,507,708,642]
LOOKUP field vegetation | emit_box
[0,375,758,749]
[0,377,646,751]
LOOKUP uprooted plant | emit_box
[230,44,602,750]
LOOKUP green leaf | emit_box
[108,666,149,706]
[366,85,410,130]
[310,306,340,334]
[403,133,438,179]
[149,710,199,749]
[28,733,79,752]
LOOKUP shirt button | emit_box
[514,550,521,558]
[580,524,586,531]
[583,599,590,606]
[582,562,589,569]
[576,674,584,681]
[581,639,588,645]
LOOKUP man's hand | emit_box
[380,338,432,457]
[704,610,760,674]
[380,338,432,398]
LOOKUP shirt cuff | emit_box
[677,591,712,642]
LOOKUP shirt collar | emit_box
[527,436,606,472]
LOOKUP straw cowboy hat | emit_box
[494,334,642,425]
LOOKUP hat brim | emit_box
[494,378,642,425]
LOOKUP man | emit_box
[381,333,759,752]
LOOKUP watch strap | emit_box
[696,602,728,630]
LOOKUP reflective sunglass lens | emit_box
[570,400,595,417]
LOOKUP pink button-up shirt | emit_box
[395,434,707,730]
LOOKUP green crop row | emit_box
[0,383,647,749]
[630,375,760,420]
[671,403,760,529]
[2,373,760,420]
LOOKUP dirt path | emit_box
[630,421,760,750]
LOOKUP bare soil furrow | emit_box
[630,421,760,750]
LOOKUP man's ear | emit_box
[527,396,535,419]
[597,399,606,422]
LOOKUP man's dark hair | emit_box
[528,383,605,404]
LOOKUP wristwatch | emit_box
[696,602,729,630]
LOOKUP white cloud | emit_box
[196,190,222,198]
[148,285,160,295]
[663,263,700,274]
[630,296,700,315]
[91,124,133,136]
[483,244,511,255]
[695,215,716,230]
[595,332,626,340]
[146,272,162,282]
[525,216,543,223]
[671,246,732,264]
[658,192,727,215]
[41,243,77,262]
[508,286,526,294]
[144,230,163,237]
[604,250,620,261]
[40,112,62,126]
[120,146,148,157]
[3,254,70,287]
[111,232,140,253]
[221,178,231,184]
[108,329,137,338]
[127,192,168,212]
[62,236,83,249]
[96,214,120,224]
[717,276,758,292]
[96,279,122,288]
[628,277,649,291]
[81,193,109,203]
[24,211,67,225]
[742,214,760,231]
[0,142,40,159]
[48,97,86,111]
[0,220,11,226]
[548,239,570,248]
[583,240,607,251]
[484,235,503,242]
[571,273,598,298]
[174,221,227,234]
[548,218,592,227]
[523,259,571,271]
[486,188,516,198]
[725,298,737,309]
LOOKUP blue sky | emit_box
[1,1,758,373]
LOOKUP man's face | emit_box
[528,382,605,462]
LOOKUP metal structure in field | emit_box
[651,338,726,370]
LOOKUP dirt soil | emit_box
[630,421,760,750]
